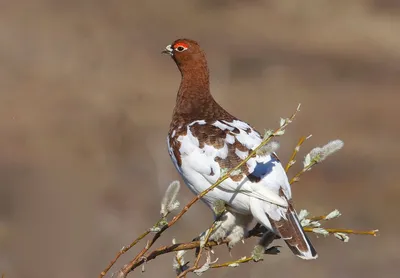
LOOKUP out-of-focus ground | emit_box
[0,1,398,277]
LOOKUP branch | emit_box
[303,227,378,236]
[111,223,377,275]
[289,160,316,184]
[211,256,253,268]
[115,239,228,276]
[99,216,167,278]
[285,135,309,172]
[290,139,344,184]
[176,218,220,277]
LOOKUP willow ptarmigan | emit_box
[163,38,317,260]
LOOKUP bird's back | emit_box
[167,114,291,211]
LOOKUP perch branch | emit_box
[114,223,376,274]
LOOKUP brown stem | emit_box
[303,227,379,236]
[121,239,228,275]
[99,217,166,278]
[285,136,307,172]
[113,225,377,276]
[211,256,253,268]
[289,160,317,184]
[99,231,149,278]
[177,220,218,277]
[309,215,327,221]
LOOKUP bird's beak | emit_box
[162,44,173,55]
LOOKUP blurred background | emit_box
[0,1,398,277]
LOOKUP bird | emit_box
[163,38,317,260]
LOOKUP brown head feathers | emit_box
[163,38,208,73]
[164,39,234,124]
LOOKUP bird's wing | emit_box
[169,119,291,207]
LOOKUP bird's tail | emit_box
[269,205,318,260]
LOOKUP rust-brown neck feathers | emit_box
[165,39,234,127]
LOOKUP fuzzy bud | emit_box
[160,181,181,217]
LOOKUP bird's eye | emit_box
[174,43,188,52]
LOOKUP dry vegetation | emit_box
[0,1,398,277]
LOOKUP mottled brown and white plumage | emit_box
[163,39,317,259]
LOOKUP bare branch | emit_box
[303,227,378,236]
[285,135,310,172]
[211,256,253,269]
[99,216,167,278]
[110,224,377,277]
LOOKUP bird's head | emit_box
[162,39,207,72]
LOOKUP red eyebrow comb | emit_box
[173,42,189,49]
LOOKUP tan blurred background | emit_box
[0,1,399,277]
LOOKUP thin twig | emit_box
[211,256,253,268]
[285,136,308,172]
[177,261,197,277]
[309,215,328,222]
[289,160,317,184]
[174,249,185,273]
[99,216,166,278]
[308,212,337,222]
[177,220,217,277]
[119,239,227,274]
[303,227,378,236]
[289,138,344,184]
[115,225,377,274]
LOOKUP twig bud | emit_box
[312,228,329,236]
[310,140,344,164]
[334,232,350,242]
[325,209,341,220]
[160,181,181,217]
[256,141,280,156]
